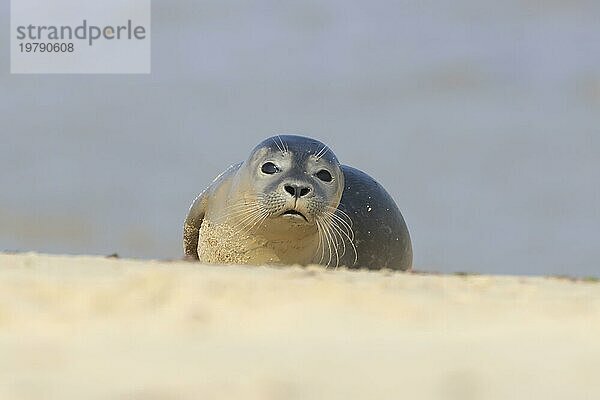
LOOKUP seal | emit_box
[183,135,412,270]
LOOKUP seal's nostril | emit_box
[284,185,296,197]
[284,184,311,198]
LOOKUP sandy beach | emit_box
[0,252,598,399]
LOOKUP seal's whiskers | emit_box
[214,195,271,236]
[314,208,358,268]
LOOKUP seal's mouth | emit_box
[281,209,308,222]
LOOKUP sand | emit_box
[0,253,598,400]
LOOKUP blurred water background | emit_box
[1,1,599,276]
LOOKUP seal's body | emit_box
[183,135,412,270]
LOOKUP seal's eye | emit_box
[261,162,279,175]
[316,169,333,182]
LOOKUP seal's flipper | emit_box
[183,162,243,261]
[183,190,209,260]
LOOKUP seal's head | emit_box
[232,135,344,235]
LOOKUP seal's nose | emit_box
[284,184,311,198]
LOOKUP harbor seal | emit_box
[183,135,412,270]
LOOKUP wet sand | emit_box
[0,252,598,399]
